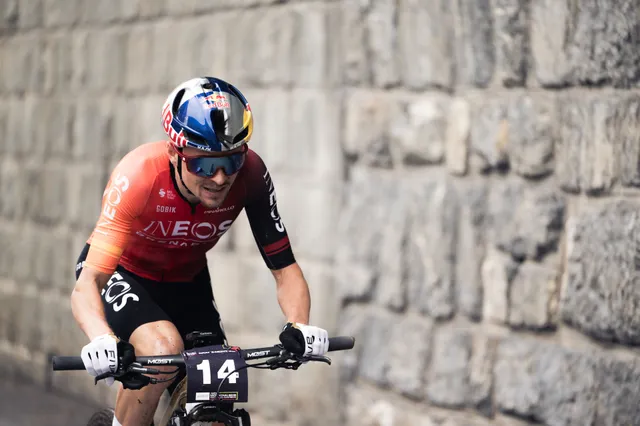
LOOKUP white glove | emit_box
[280,323,329,356]
[81,334,118,386]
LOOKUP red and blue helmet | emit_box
[162,77,253,153]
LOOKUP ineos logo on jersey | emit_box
[263,170,285,233]
[139,219,233,242]
[100,272,139,312]
[96,173,130,236]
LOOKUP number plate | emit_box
[183,345,249,403]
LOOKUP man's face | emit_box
[175,146,243,209]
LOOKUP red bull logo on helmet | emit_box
[162,103,188,147]
[203,93,230,109]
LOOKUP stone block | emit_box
[3,34,44,94]
[495,337,598,424]
[344,90,398,168]
[272,177,341,262]
[426,328,472,408]
[65,164,106,232]
[34,228,73,290]
[207,251,244,332]
[83,29,127,93]
[0,158,26,220]
[34,98,74,158]
[446,97,471,175]
[507,93,557,178]
[238,254,288,334]
[0,0,18,31]
[481,247,517,324]
[282,90,343,181]
[243,8,295,87]
[43,0,81,27]
[3,98,24,156]
[452,0,495,87]
[557,94,638,194]
[337,304,370,383]
[149,20,182,92]
[18,0,43,29]
[366,0,399,88]
[340,0,368,86]
[488,178,565,261]
[508,260,559,330]
[73,97,114,161]
[596,356,640,425]
[492,0,528,87]
[12,225,39,283]
[468,93,509,173]
[357,309,396,387]
[341,0,399,88]
[80,0,121,24]
[14,284,43,352]
[290,4,335,88]
[171,15,230,86]
[532,0,640,88]
[334,171,390,303]
[530,0,572,87]
[135,0,167,19]
[608,94,640,188]
[389,94,449,166]
[0,279,19,343]
[397,0,454,90]
[386,315,433,399]
[124,24,154,94]
[455,180,489,321]
[468,334,499,417]
[404,173,458,319]
[31,162,67,226]
[561,200,640,345]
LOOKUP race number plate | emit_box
[183,345,249,403]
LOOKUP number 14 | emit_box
[196,359,239,385]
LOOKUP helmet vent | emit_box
[172,89,186,114]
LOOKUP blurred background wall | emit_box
[1,0,640,425]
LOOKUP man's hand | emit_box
[279,322,329,356]
[80,334,119,385]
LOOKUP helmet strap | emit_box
[176,156,197,197]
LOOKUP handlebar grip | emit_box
[328,336,355,352]
[52,356,85,371]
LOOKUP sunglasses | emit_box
[173,145,247,177]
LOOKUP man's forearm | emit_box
[275,263,311,324]
[71,279,113,341]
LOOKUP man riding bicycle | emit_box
[71,77,329,426]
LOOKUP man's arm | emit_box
[71,266,114,340]
[272,262,310,325]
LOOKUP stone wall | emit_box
[1,0,640,425]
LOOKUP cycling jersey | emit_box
[85,141,295,282]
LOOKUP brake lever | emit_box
[305,355,332,365]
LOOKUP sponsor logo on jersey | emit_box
[204,206,236,214]
[135,219,234,246]
[96,173,130,236]
[263,170,285,233]
[156,205,177,213]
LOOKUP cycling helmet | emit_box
[161,77,253,152]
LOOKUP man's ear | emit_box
[166,144,178,166]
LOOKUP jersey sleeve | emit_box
[243,152,296,270]
[84,154,155,275]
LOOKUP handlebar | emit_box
[52,336,356,371]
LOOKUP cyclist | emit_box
[71,77,329,426]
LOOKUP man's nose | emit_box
[209,168,227,185]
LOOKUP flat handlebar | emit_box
[52,336,355,371]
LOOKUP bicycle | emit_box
[52,331,356,426]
